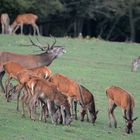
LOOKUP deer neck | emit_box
[126,95,133,120]
[11,21,17,29]
[36,52,56,66]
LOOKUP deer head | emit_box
[123,116,138,134]
[29,36,66,58]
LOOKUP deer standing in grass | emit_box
[49,73,98,123]
[23,77,72,125]
[0,36,66,93]
[106,86,137,134]
[9,13,39,35]
[0,13,10,34]
[131,56,140,72]
[1,61,52,110]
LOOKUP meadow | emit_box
[0,35,140,140]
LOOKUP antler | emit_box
[35,36,50,50]
[29,36,46,51]
[50,35,56,48]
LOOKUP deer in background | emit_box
[9,13,39,35]
[131,56,140,72]
[0,13,10,34]
[106,86,137,134]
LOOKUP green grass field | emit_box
[0,35,140,140]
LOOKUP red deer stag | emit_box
[9,13,39,35]
[0,36,66,93]
[106,86,137,134]
[0,13,10,34]
[131,56,140,72]
[26,77,72,125]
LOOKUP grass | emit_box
[0,35,140,140]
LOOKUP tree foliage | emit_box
[1,0,140,42]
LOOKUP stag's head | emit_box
[29,36,66,58]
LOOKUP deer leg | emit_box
[5,76,12,100]
[20,24,23,35]
[2,24,4,34]
[15,84,24,111]
[13,24,20,34]
[47,100,54,124]
[108,99,115,127]
[0,71,5,93]
[74,100,78,120]
[39,101,43,121]
[80,106,87,122]
[28,95,37,121]
[86,109,89,122]
[60,105,66,125]
[108,101,117,128]
[68,97,74,118]
[33,24,40,35]
[21,94,26,117]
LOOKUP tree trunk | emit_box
[106,17,120,40]
[129,0,135,42]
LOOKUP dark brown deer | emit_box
[79,85,98,123]
[9,13,39,35]
[106,86,137,134]
[0,13,10,34]
[0,36,66,93]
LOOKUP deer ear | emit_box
[96,110,99,115]
[123,116,128,121]
[133,117,138,121]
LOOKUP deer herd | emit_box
[0,13,138,134]
[0,13,39,35]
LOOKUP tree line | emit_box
[1,0,140,42]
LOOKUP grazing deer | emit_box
[0,13,10,34]
[49,73,84,120]
[9,13,39,35]
[131,56,140,72]
[106,86,138,134]
[0,36,66,93]
[26,77,72,125]
[2,61,52,112]
[49,73,98,123]
[79,85,98,123]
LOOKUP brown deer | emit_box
[49,73,98,123]
[0,13,10,34]
[79,85,98,123]
[1,61,52,95]
[49,73,84,120]
[1,61,52,112]
[9,13,39,35]
[131,56,140,72]
[106,86,137,134]
[26,77,72,125]
[0,36,66,93]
